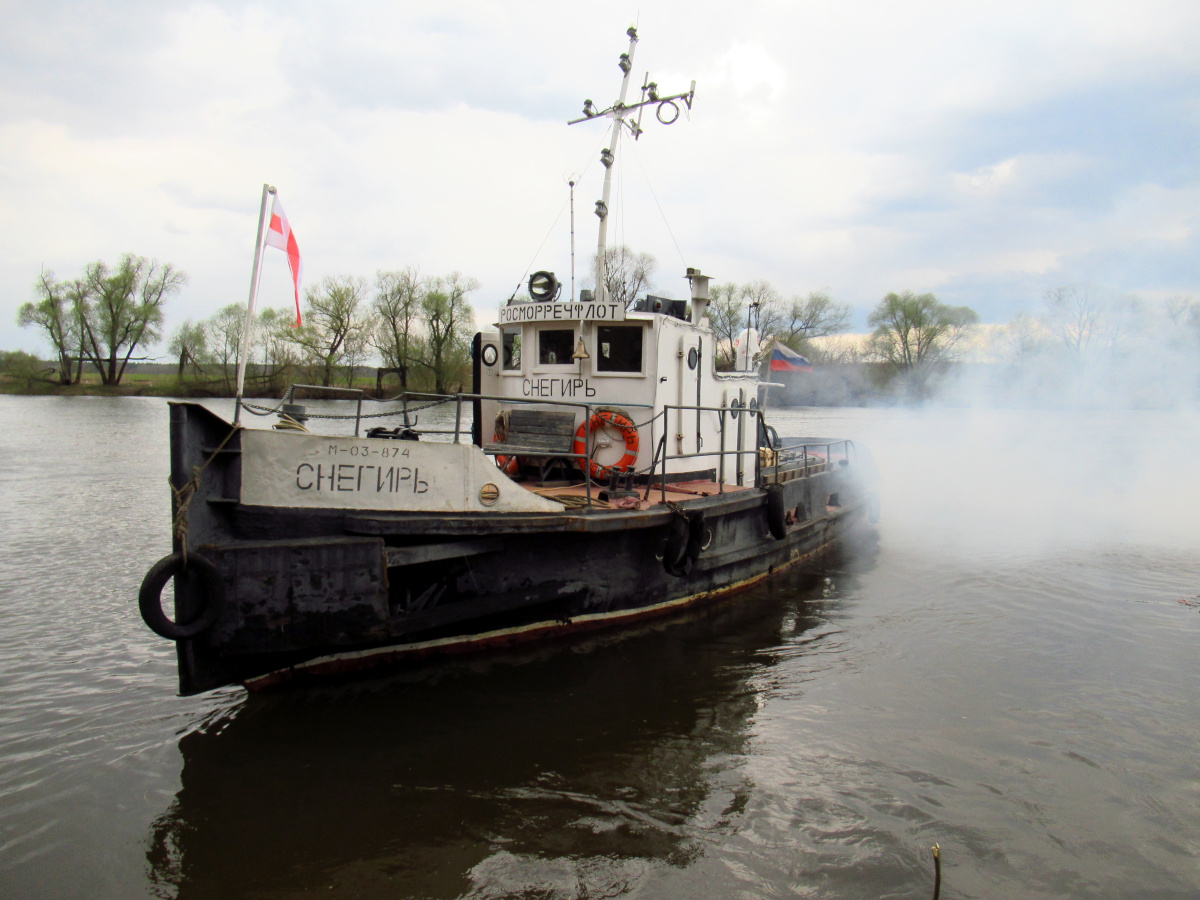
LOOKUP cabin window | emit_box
[596,325,643,372]
[502,330,521,370]
[538,329,574,366]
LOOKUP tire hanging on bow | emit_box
[139,552,226,640]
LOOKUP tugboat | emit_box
[138,28,878,695]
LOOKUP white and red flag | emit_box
[264,193,303,325]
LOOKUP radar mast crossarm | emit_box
[568,28,697,309]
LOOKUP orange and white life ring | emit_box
[573,411,640,480]
[493,431,519,476]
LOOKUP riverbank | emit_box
[0,374,386,400]
[0,377,252,398]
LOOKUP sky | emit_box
[3,0,1199,359]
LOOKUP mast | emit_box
[594,28,639,304]
[569,29,695,307]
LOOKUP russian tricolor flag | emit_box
[770,343,813,372]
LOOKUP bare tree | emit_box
[75,255,186,385]
[737,281,784,338]
[205,303,246,392]
[867,291,978,371]
[254,307,300,393]
[708,282,744,369]
[1043,283,1106,357]
[710,280,826,369]
[289,276,372,387]
[1164,295,1196,328]
[204,303,298,393]
[599,245,656,307]
[1004,311,1044,362]
[17,271,83,384]
[416,272,478,394]
[1042,282,1150,359]
[780,290,853,344]
[168,320,209,378]
[372,267,422,390]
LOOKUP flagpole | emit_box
[234,184,275,424]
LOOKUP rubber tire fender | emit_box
[139,552,226,640]
[684,511,707,561]
[765,484,787,540]
[760,421,781,450]
[661,515,691,576]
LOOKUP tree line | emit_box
[630,251,979,377]
[18,256,479,393]
[14,248,983,395]
[29,249,1185,403]
[170,269,478,394]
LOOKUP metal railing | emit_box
[270,386,655,508]
[655,402,762,500]
[259,387,853,510]
[283,384,365,435]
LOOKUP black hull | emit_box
[159,403,872,695]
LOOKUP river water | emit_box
[0,396,1197,899]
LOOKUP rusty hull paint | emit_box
[243,520,849,691]
[163,401,874,694]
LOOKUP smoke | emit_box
[929,286,1200,411]
[768,286,1200,555]
[872,407,1200,556]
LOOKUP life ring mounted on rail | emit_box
[573,411,640,480]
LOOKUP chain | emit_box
[660,498,690,520]
[240,399,449,420]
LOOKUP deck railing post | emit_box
[735,401,744,487]
[453,394,462,443]
[774,424,781,483]
[661,406,670,503]
[718,407,726,494]
[753,411,761,488]
[584,403,592,509]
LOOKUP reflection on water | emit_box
[2,398,1199,899]
[146,560,857,899]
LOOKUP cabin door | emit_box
[676,333,703,457]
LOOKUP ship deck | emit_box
[525,479,750,511]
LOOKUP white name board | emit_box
[240,430,559,513]
[498,300,625,325]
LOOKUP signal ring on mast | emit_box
[656,100,680,125]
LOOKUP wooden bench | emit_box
[484,410,578,476]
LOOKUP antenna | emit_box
[569,179,576,301]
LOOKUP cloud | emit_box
[3,0,1200,355]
